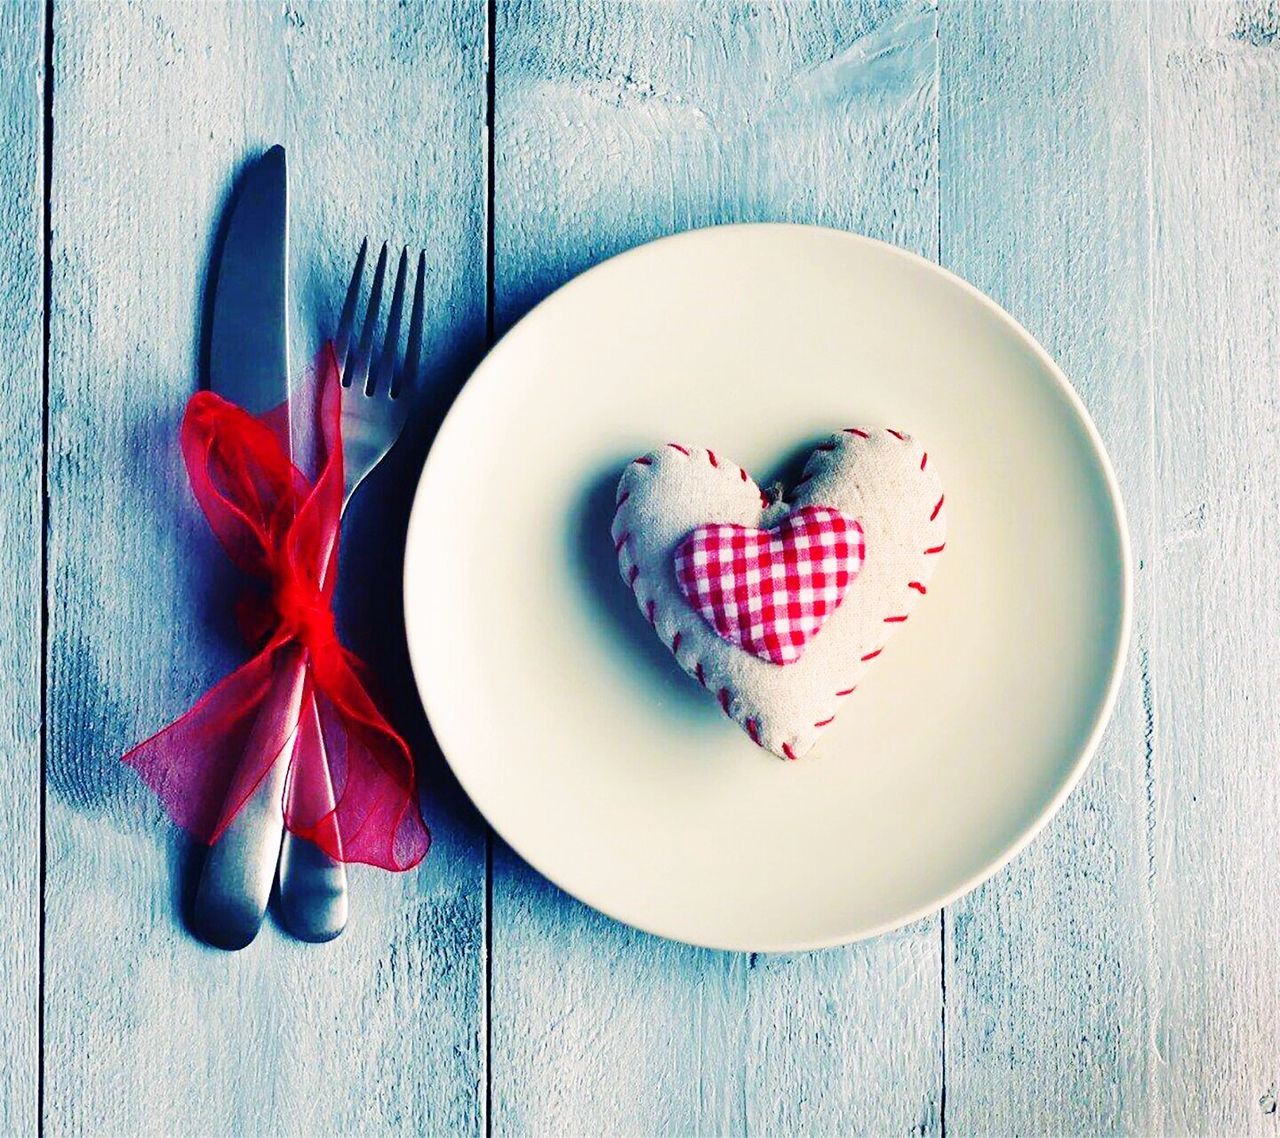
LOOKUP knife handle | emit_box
[278,695,348,942]
[191,645,306,950]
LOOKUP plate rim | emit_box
[404,222,1134,952]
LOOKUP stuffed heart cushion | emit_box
[611,429,946,759]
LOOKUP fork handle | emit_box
[278,694,348,942]
[279,835,348,942]
[191,646,306,950]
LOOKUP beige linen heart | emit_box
[611,429,946,759]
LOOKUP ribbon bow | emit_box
[124,348,429,871]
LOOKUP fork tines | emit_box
[334,238,426,398]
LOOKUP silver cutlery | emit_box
[190,141,425,948]
[276,237,426,942]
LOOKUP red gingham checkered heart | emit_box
[673,505,865,666]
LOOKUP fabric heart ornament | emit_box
[612,430,945,759]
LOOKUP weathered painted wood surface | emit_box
[45,3,486,1135]
[0,3,44,1136]
[1148,3,1280,1133]
[940,4,1157,1135]
[491,2,943,1134]
[7,0,1277,1135]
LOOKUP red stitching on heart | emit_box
[614,470,751,748]
[782,742,798,761]
[822,435,943,704]
[667,443,690,456]
[816,442,837,452]
[632,455,652,466]
[844,427,869,438]
[613,490,630,516]
[813,716,835,727]
[707,449,719,467]
[739,467,748,482]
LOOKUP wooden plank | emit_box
[1147,4,1280,1134]
[938,3,1157,1133]
[490,2,942,1133]
[0,2,44,1134]
[44,3,486,1133]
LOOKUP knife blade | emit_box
[191,145,300,951]
[208,144,289,412]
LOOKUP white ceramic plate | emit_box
[404,225,1130,952]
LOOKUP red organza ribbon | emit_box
[123,346,429,871]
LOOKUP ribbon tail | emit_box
[292,664,429,872]
[123,643,306,846]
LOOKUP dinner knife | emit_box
[190,145,300,950]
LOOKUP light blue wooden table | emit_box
[2,1,1276,1134]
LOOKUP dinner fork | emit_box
[277,238,426,942]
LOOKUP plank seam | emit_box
[1140,7,1161,1129]
[484,0,496,1134]
[939,910,947,1137]
[38,0,53,1133]
[934,8,945,1135]
[933,0,942,278]
[485,0,495,347]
